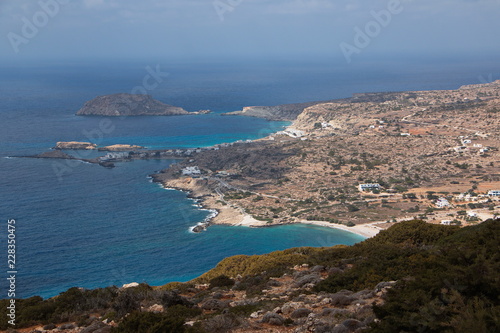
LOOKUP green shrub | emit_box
[111,311,185,333]
[209,275,235,289]
[229,304,261,316]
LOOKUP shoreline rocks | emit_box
[54,141,97,150]
[98,144,146,151]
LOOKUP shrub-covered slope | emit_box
[1,220,498,332]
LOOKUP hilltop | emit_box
[76,94,191,116]
[223,101,334,121]
[2,220,498,332]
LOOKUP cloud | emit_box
[0,0,498,60]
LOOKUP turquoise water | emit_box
[1,158,363,299]
[1,58,499,299]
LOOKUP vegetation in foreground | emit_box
[1,219,498,332]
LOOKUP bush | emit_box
[111,311,185,333]
[209,275,235,289]
[347,204,360,212]
[165,305,201,321]
[203,314,241,333]
[112,292,141,318]
[229,304,261,316]
[160,291,192,309]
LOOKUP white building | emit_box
[100,152,129,160]
[488,190,500,197]
[453,146,467,153]
[441,220,453,225]
[358,183,381,192]
[435,198,451,208]
[182,166,201,176]
[479,148,489,154]
[467,211,478,218]
[278,128,305,138]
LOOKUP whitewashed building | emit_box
[358,183,381,192]
[467,211,478,218]
[488,190,500,197]
[182,166,201,176]
[435,198,451,208]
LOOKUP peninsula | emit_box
[153,80,500,234]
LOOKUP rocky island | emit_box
[54,141,97,150]
[76,93,194,116]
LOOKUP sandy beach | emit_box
[158,176,383,238]
[297,220,382,238]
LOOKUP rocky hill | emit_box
[223,91,411,121]
[223,101,338,121]
[76,94,190,116]
[2,220,498,332]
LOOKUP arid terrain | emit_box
[153,81,500,233]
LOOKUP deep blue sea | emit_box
[1,57,499,299]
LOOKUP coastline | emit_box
[149,79,500,238]
[297,220,382,238]
[155,175,381,238]
[155,176,269,230]
[150,109,389,238]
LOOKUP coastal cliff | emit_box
[223,101,332,121]
[222,91,407,121]
[76,93,190,116]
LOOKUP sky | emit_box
[0,0,499,62]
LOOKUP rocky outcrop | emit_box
[223,101,332,121]
[54,141,97,150]
[223,91,412,121]
[34,150,77,159]
[76,94,190,116]
[98,144,145,151]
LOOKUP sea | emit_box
[1,56,499,299]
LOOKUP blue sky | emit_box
[1,0,499,62]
